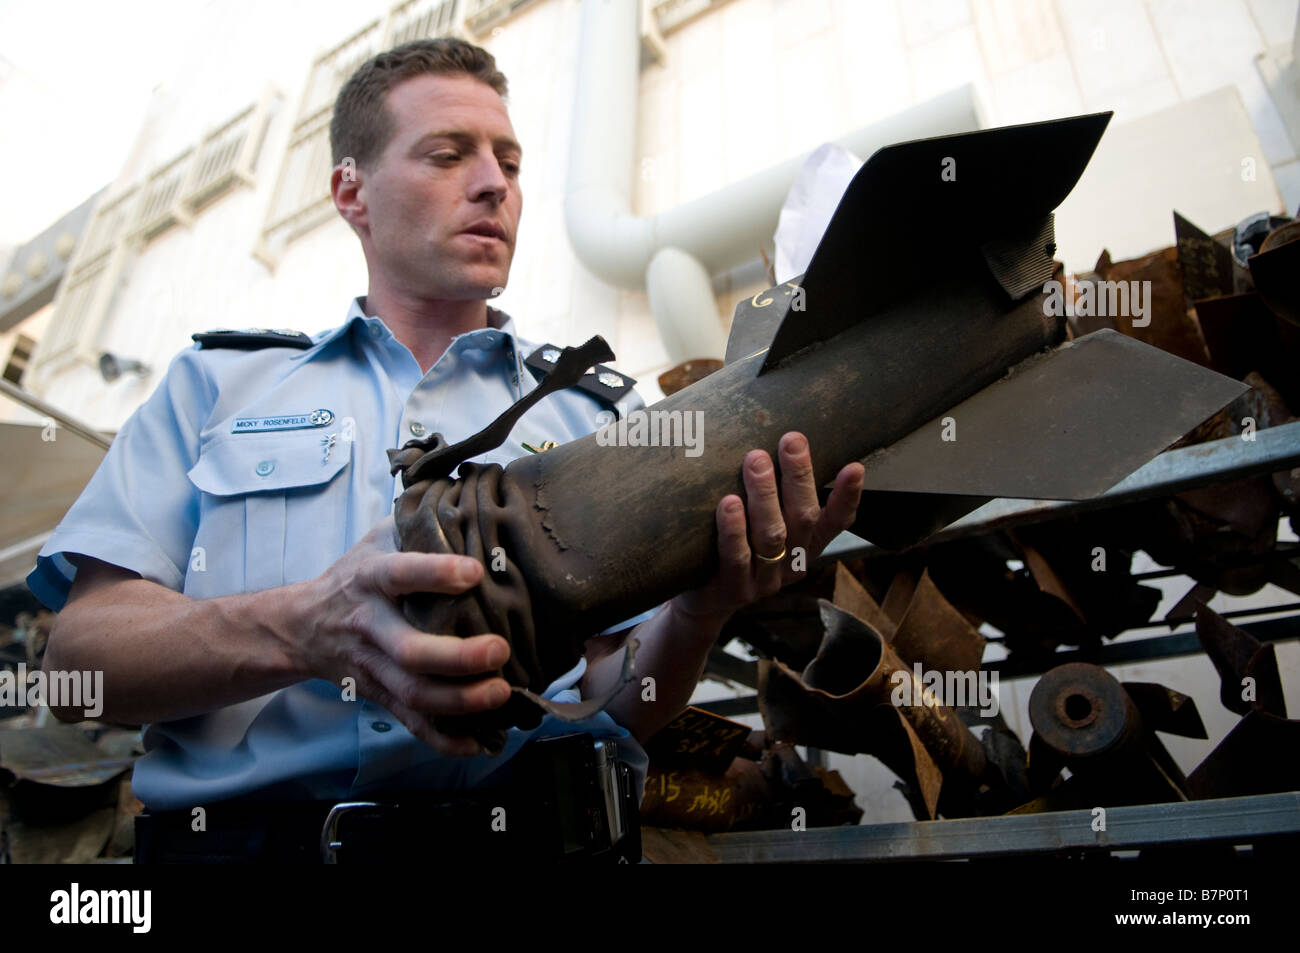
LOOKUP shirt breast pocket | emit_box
[186,429,353,593]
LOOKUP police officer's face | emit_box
[359,73,522,301]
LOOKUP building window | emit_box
[4,333,37,386]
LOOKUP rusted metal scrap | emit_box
[1138,407,1288,597]
[1173,210,1234,303]
[387,114,1246,750]
[1071,246,1212,368]
[1186,606,1300,799]
[657,358,722,397]
[900,517,1167,657]
[725,561,1030,816]
[1007,524,1162,652]
[641,757,770,834]
[641,706,766,834]
[758,566,999,819]
[880,563,1028,818]
[0,723,142,863]
[1250,218,1300,328]
[719,559,874,672]
[1133,372,1297,596]
[640,705,861,833]
[889,568,985,675]
[762,742,863,828]
[644,705,752,777]
[638,827,719,864]
[640,742,861,833]
[1026,662,1206,807]
[0,722,135,788]
[1174,210,1300,411]
[1188,374,1300,520]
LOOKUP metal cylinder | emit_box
[508,277,1064,641]
[1028,662,1142,761]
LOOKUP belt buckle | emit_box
[593,740,626,851]
[319,801,381,864]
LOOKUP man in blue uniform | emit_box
[29,38,864,861]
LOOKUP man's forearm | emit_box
[581,599,727,745]
[44,566,310,725]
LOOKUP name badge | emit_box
[232,409,334,433]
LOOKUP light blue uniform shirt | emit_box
[29,297,651,809]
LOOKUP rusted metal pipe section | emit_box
[757,565,994,818]
[760,602,985,812]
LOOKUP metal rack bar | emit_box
[823,421,1300,561]
[703,792,1300,863]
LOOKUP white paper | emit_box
[773,143,863,284]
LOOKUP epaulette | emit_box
[192,328,315,350]
[525,343,636,407]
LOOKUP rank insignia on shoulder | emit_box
[192,328,315,350]
[525,343,636,407]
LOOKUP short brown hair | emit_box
[330,38,509,170]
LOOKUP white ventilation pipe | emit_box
[645,246,720,361]
[564,0,985,362]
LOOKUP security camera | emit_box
[98,352,151,382]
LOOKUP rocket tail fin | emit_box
[845,329,1248,549]
[723,112,1113,375]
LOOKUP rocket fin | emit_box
[846,329,1248,547]
[723,274,805,366]
[749,112,1111,374]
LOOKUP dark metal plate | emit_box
[856,329,1248,499]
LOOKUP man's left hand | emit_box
[672,431,865,625]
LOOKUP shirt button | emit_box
[255,460,275,476]
[409,421,427,437]
[369,324,383,339]
[371,721,392,733]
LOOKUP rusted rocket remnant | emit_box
[1026,663,1206,806]
[389,113,1248,751]
[758,566,993,819]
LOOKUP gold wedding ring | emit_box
[754,546,786,565]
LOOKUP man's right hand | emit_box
[292,515,510,756]
[47,517,508,756]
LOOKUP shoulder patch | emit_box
[525,343,636,407]
[192,328,315,351]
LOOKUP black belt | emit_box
[134,733,640,864]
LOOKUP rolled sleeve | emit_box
[27,348,213,610]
